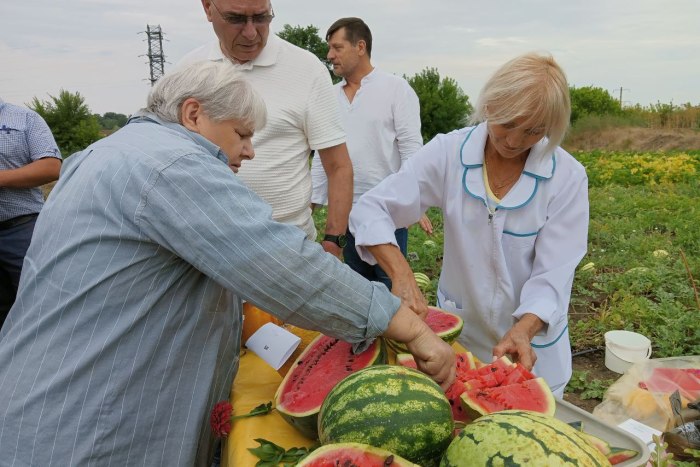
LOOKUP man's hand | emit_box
[418,214,433,235]
[492,313,545,370]
[384,305,456,390]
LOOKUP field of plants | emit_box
[314,149,700,407]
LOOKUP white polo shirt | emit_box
[177,34,345,239]
[311,68,422,205]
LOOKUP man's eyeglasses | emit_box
[210,1,275,27]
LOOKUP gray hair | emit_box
[470,52,570,155]
[145,60,267,130]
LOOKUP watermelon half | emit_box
[460,377,555,421]
[387,306,463,353]
[297,442,419,467]
[274,334,386,439]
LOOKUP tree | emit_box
[405,68,472,143]
[96,112,129,130]
[277,24,340,83]
[569,86,621,124]
[30,90,101,156]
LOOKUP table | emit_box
[223,343,468,466]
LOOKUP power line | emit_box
[139,25,167,86]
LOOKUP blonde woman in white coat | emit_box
[349,52,588,397]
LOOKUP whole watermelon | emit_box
[318,365,453,466]
[441,410,610,466]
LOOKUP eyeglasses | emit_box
[210,1,275,27]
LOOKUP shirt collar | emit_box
[460,122,555,179]
[127,110,229,165]
[206,34,281,70]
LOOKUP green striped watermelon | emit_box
[274,334,386,439]
[318,365,453,466]
[387,306,463,353]
[440,410,610,466]
[297,442,419,466]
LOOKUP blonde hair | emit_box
[470,52,570,155]
[146,60,267,131]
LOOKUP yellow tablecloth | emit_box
[224,350,315,467]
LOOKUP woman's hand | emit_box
[492,313,545,370]
[391,273,428,319]
[384,305,456,389]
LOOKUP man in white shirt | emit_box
[311,17,424,288]
[178,0,353,255]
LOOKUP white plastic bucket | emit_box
[604,330,652,374]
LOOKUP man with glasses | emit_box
[178,0,353,257]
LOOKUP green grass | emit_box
[313,151,700,358]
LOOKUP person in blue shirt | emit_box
[0,99,61,327]
[0,60,455,467]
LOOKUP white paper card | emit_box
[617,418,663,448]
[245,323,301,370]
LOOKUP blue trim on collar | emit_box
[497,179,539,211]
[503,230,538,237]
[531,323,569,348]
[523,154,557,180]
[459,126,480,168]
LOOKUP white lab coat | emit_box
[350,123,589,396]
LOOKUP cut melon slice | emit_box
[460,377,556,421]
[274,334,385,439]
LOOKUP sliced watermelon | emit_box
[607,447,639,465]
[460,377,555,421]
[297,442,419,467]
[395,353,417,369]
[445,379,469,422]
[387,306,463,352]
[274,334,386,439]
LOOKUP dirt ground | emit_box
[564,126,700,152]
[564,350,623,413]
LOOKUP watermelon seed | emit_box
[384,455,395,465]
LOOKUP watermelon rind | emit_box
[606,447,639,465]
[274,334,386,439]
[297,442,419,467]
[460,377,555,421]
[387,306,463,352]
[440,410,610,466]
[318,365,453,467]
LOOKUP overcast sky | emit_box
[2,1,698,115]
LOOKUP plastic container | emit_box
[604,330,652,374]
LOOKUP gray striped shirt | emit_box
[0,113,398,466]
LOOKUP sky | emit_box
[2,1,699,115]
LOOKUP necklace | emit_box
[484,151,525,197]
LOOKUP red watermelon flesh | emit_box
[460,377,555,421]
[275,335,385,439]
[297,442,417,467]
[387,307,464,353]
[445,379,469,422]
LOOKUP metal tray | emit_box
[555,399,650,466]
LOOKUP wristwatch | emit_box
[323,233,348,248]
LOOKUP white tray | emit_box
[555,399,650,466]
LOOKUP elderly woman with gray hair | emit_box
[0,60,455,466]
[350,52,589,397]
